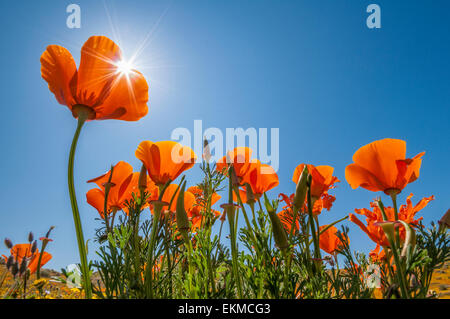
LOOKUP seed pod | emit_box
[31,240,38,254]
[293,166,308,212]
[203,138,211,163]
[45,226,55,239]
[4,238,13,249]
[11,261,19,277]
[138,164,147,192]
[264,193,288,250]
[229,165,240,186]
[28,232,34,243]
[19,258,28,276]
[176,182,190,240]
[6,255,14,270]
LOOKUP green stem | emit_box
[390,193,401,246]
[145,207,161,298]
[388,237,409,299]
[67,115,92,299]
[307,191,321,261]
[144,182,169,297]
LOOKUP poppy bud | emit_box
[6,255,14,270]
[31,240,38,254]
[176,182,190,241]
[203,139,212,163]
[293,166,308,212]
[4,238,13,249]
[264,193,288,250]
[139,164,147,192]
[19,258,28,276]
[28,232,34,243]
[376,198,389,221]
[11,261,19,277]
[45,226,55,240]
[229,166,240,186]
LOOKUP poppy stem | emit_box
[67,114,92,299]
[306,184,321,262]
[390,193,401,245]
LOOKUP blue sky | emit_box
[0,0,448,269]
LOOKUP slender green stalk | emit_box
[226,172,243,298]
[144,181,170,298]
[145,208,160,298]
[182,233,196,298]
[390,193,401,246]
[387,236,409,299]
[228,210,243,298]
[306,189,321,261]
[67,113,92,299]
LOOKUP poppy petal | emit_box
[76,36,122,112]
[40,45,77,107]
[98,69,149,121]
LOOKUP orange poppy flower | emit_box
[345,138,425,195]
[187,186,221,218]
[278,207,299,235]
[245,162,279,198]
[152,183,196,214]
[292,164,339,199]
[349,194,434,247]
[278,190,335,220]
[4,244,52,275]
[369,245,387,264]
[86,161,157,217]
[318,225,347,255]
[135,141,197,186]
[190,210,222,232]
[40,36,149,121]
[216,147,257,184]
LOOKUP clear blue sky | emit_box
[0,0,448,270]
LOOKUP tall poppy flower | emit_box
[136,141,197,186]
[41,36,149,121]
[152,183,196,214]
[40,35,149,298]
[292,164,339,199]
[345,138,424,195]
[349,194,434,247]
[369,245,387,264]
[277,194,299,234]
[319,225,349,255]
[216,147,257,184]
[86,161,157,217]
[244,162,279,198]
[187,186,221,218]
[318,225,347,255]
[3,244,52,275]
[186,186,222,232]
